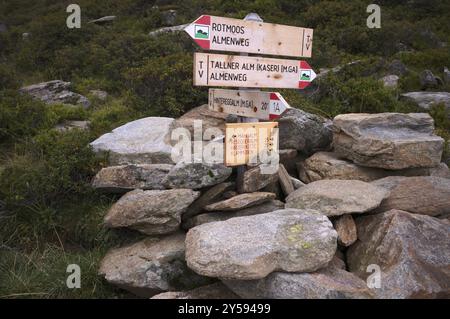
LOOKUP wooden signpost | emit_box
[225,122,279,167]
[184,15,313,58]
[194,52,317,89]
[209,89,290,120]
[186,12,316,191]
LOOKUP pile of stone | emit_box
[91,106,450,299]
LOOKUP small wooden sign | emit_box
[209,89,290,120]
[194,52,317,89]
[184,15,313,58]
[225,122,279,166]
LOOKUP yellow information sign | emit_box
[225,122,279,166]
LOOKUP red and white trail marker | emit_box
[209,89,290,120]
[184,15,313,58]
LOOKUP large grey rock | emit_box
[104,189,200,235]
[285,180,388,217]
[90,117,175,165]
[298,152,449,183]
[332,113,444,169]
[223,264,374,299]
[92,164,173,193]
[183,200,285,229]
[240,166,279,193]
[99,233,212,297]
[347,210,450,299]
[276,108,332,154]
[185,209,337,280]
[204,192,276,212]
[162,162,232,189]
[151,283,239,299]
[401,92,450,115]
[372,176,450,216]
[20,80,90,108]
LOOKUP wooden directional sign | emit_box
[184,15,313,58]
[225,122,279,166]
[209,89,290,120]
[194,53,317,89]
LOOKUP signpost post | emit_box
[235,13,263,193]
[185,12,316,193]
[184,15,313,58]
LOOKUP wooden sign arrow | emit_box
[194,53,317,89]
[184,15,313,58]
[209,89,290,120]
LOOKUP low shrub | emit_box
[312,75,417,116]
[0,129,101,208]
[124,52,207,117]
[0,90,50,142]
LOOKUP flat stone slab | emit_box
[162,162,232,189]
[372,176,450,216]
[183,200,284,229]
[285,179,389,217]
[104,189,200,235]
[299,151,450,183]
[90,117,175,165]
[92,164,173,193]
[332,113,444,169]
[204,192,276,212]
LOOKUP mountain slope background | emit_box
[0,0,449,298]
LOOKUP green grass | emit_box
[0,245,122,299]
[0,195,144,298]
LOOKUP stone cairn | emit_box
[90,104,450,299]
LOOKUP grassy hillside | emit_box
[0,0,449,298]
